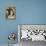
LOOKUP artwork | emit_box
[18,25,46,41]
[8,32,16,46]
[6,6,16,19]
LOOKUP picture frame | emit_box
[5,6,16,20]
[18,24,46,41]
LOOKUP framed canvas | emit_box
[6,6,16,20]
[18,24,46,41]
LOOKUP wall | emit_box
[0,0,46,44]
